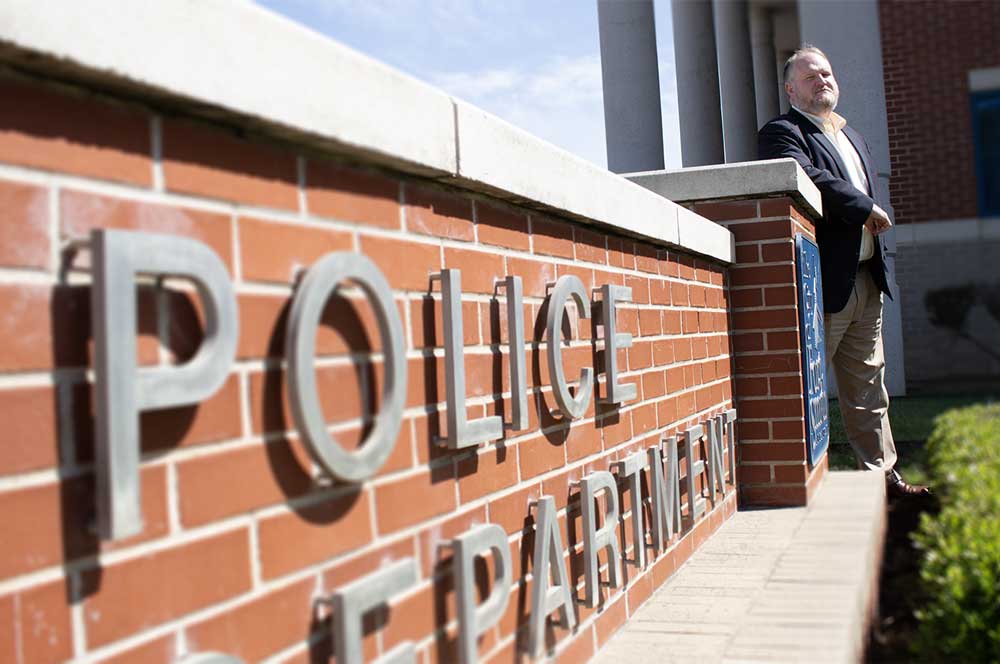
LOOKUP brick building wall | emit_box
[688,197,828,507]
[878,0,1000,385]
[878,0,1000,225]
[0,71,739,663]
[894,238,1000,382]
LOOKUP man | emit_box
[758,45,929,497]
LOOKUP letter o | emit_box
[286,253,406,482]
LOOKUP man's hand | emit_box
[865,204,892,235]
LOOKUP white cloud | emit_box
[258,0,610,167]
[526,55,604,106]
[264,0,499,52]
[430,54,608,167]
[432,69,523,99]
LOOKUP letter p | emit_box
[91,229,237,540]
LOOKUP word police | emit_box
[89,229,735,664]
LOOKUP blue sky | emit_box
[254,0,681,169]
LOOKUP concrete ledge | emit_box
[677,206,735,261]
[455,102,685,254]
[969,66,1000,92]
[595,471,886,663]
[0,0,734,264]
[893,217,1000,246]
[0,0,458,176]
[626,158,824,221]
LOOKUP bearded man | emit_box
[758,45,929,497]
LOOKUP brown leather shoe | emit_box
[886,470,932,498]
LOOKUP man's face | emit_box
[786,52,839,115]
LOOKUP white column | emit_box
[750,4,780,128]
[798,0,905,395]
[671,0,724,166]
[597,0,665,174]
[713,0,757,163]
[771,8,800,115]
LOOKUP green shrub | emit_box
[912,403,1000,662]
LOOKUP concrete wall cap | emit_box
[0,0,733,263]
[969,66,1000,92]
[625,158,824,220]
[455,101,710,259]
[0,0,458,175]
[677,206,735,262]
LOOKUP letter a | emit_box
[528,496,576,657]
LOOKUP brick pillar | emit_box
[690,196,828,507]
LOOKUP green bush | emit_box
[912,403,1000,662]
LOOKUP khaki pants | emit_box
[824,267,897,471]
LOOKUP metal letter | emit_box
[528,496,576,657]
[616,451,647,568]
[286,252,406,481]
[600,284,637,404]
[330,558,418,664]
[92,229,237,540]
[176,655,245,664]
[504,276,529,431]
[453,524,512,664]
[580,470,622,607]
[441,269,503,448]
[724,408,737,485]
[707,416,726,504]
[648,437,682,551]
[685,425,707,521]
[546,275,593,419]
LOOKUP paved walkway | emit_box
[594,471,886,663]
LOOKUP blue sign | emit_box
[795,235,829,466]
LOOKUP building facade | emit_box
[879,0,1000,388]
[601,0,1000,393]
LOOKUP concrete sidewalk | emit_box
[594,471,886,663]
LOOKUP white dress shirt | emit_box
[793,106,876,262]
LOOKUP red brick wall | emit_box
[0,72,737,663]
[691,198,828,507]
[879,0,1000,224]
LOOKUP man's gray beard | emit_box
[816,92,838,112]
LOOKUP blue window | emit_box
[971,89,1000,217]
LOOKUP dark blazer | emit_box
[758,108,893,314]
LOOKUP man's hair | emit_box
[782,45,830,85]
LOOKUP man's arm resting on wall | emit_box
[758,120,874,226]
